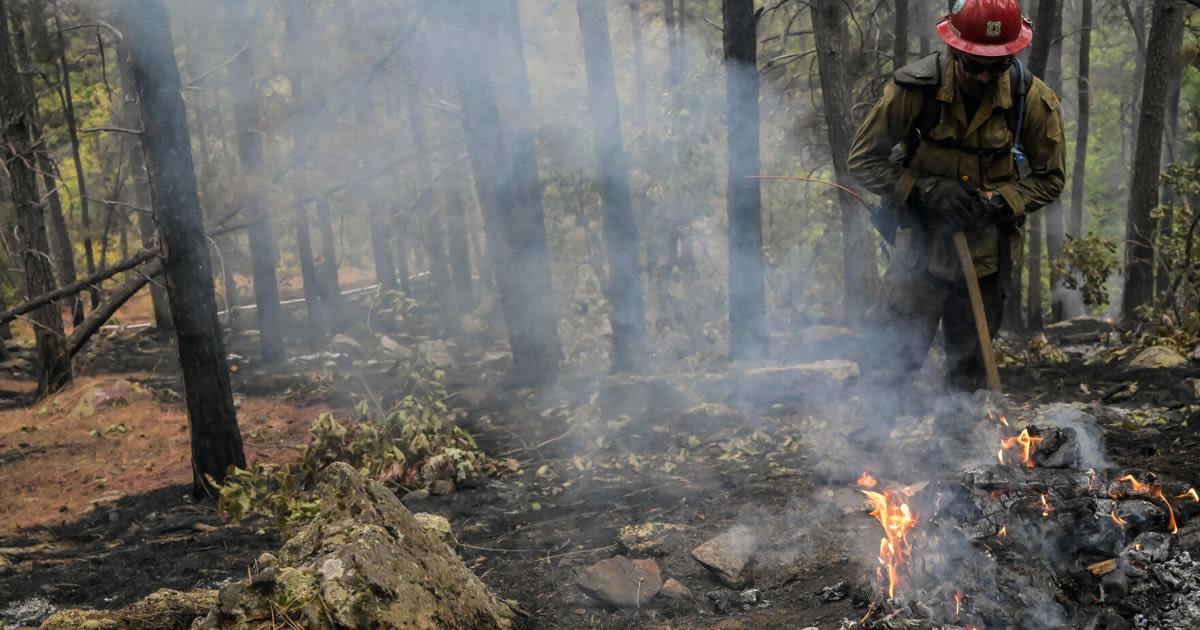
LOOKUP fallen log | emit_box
[0,249,158,326]
[67,258,163,358]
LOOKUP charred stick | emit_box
[0,249,158,325]
[67,258,163,358]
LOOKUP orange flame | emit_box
[857,470,878,489]
[1111,510,1129,527]
[999,428,1044,468]
[954,590,964,616]
[1119,475,1149,493]
[1120,475,1179,535]
[1176,488,1199,503]
[862,489,918,599]
[1040,493,1053,518]
[1150,487,1179,535]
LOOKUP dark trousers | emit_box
[864,253,1006,393]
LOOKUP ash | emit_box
[1133,551,1200,629]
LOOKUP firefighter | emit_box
[848,0,1066,395]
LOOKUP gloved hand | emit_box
[914,177,984,228]
[984,193,1017,225]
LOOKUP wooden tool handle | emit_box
[952,231,1004,396]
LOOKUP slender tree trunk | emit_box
[1121,0,1147,167]
[442,0,561,386]
[437,119,476,312]
[223,0,284,364]
[119,0,245,497]
[1024,0,1060,330]
[0,0,71,397]
[282,0,328,343]
[1069,0,1091,239]
[893,0,909,70]
[1034,1,1067,321]
[577,0,649,372]
[812,0,880,324]
[9,10,82,326]
[53,13,99,310]
[1156,8,1185,295]
[1122,0,1184,323]
[914,0,930,57]
[315,196,348,330]
[664,0,681,87]
[366,197,399,293]
[724,0,767,359]
[628,0,648,129]
[403,78,459,333]
[1006,238,1025,332]
[190,87,240,330]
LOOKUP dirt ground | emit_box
[1,288,1198,629]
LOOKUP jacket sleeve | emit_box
[848,81,924,202]
[994,79,1067,217]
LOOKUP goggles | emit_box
[957,54,1013,75]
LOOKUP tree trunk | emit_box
[1006,238,1025,333]
[119,0,245,497]
[54,13,99,310]
[441,0,561,387]
[8,10,82,326]
[1121,0,1184,323]
[403,78,459,334]
[1069,0,1091,239]
[1034,1,1067,321]
[438,117,475,312]
[893,0,909,70]
[1024,0,1060,330]
[664,0,679,87]
[367,197,399,293]
[576,0,649,372]
[1121,0,1148,167]
[282,0,328,343]
[223,0,284,364]
[0,0,71,397]
[627,0,648,129]
[315,196,348,330]
[811,0,880,325]
[1156,7,1185,295]
[724,0,767,360]
[913,0,930,57]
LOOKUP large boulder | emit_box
[193,463,513,629]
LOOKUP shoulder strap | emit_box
[896,53,944,166]
[1007,58,1029,147]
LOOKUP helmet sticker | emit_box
[951,0,965,13]
[986,21,1002,37]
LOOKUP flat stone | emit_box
[690,526,757,588]
[329,334,361,354]
[378,335,410,357]
[575,556,662,608]
[618,522,687,555]
[660,578,691,600]
[1129,346,1188,369]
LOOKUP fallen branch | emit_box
[68,258,163,358]
[0,249,157,326]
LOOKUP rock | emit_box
[38,589,216,630]
[193,462,513,629]
[672,403,743,436]
[429,479,455,496]
[402,488,430,502]
[726,360,858,407]
[71,380,143,419]
[328,334,361,355]
[1180,378,1200,401]
[413,513,452,542]
[378,335,409,357]
[418,339,455,367]
[574,556,662,608]
[617,522,687,556]
[660,578,691,600]
[690,526,757,588]
[704,587,768,614]
[1129,346,1188,369]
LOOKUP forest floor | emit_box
[1,283,1199,629]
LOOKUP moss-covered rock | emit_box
[40,589,216,630]
[193,462,513,629]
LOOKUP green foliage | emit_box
[213,364,499,531]
[1050,233,1119,309]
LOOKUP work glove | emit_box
[984,193,1018,225]
[914,177,984,228]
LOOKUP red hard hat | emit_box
[936,0,1033,57]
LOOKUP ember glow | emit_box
[1039,493,1053,518]
[862,489,918,599]
[999,428,1044,468]
[1111,510,1129,527]
[857,470,878,489]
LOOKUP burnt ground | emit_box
[1,292,1199,629]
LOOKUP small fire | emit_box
[1111,510,1129,527]
[987,407,1009,427]
[1176,488,1200,503]
[999,428,1044,468]
[954,590,964,616]
[1040,493,1053,518]
[1120,474,1179,535]
[857,470,878,489]
[862,489,919,599]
